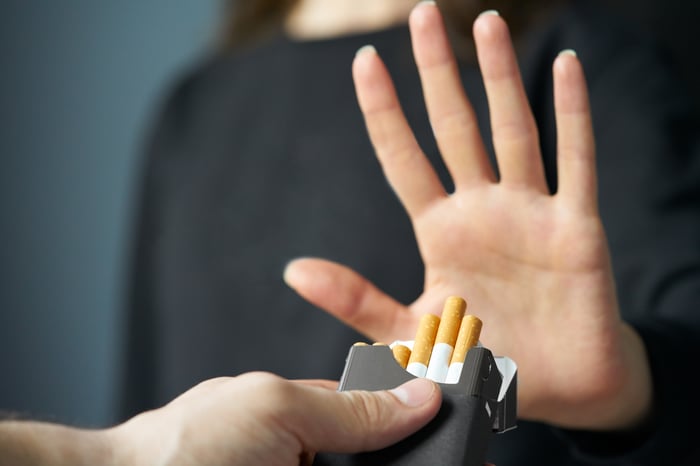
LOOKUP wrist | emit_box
[0,421,116,466]
[572,323,654,432]
[606,323,654,430]
[107,409,182,466]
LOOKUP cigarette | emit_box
[406,313,441,377]
[425,296,467,382]
[391,344,412,369]
[445,314,483,383]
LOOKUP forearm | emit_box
[0,421,114,466]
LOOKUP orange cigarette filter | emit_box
[450,314,483,365]
[391,344,412,369]
[434,296,467,346]
[407,313,441,367]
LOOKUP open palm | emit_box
[284,3,652,431]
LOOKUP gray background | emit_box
[0,0,221,427]
[1,0,698,429]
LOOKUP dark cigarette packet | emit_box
[313,344,517,466]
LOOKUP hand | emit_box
[110,373,441,466]
[0,374,441,466]
[284,3,653,431]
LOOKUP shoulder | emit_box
[147,36,297,137]
[545,2,685,97]
[523,1,696,122]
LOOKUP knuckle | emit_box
[349,391,389,428]
[242,372,296,404]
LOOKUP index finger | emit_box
[353,45,447,218]
[474,12,547,192]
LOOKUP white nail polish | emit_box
[355,44,376,57]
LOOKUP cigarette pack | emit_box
[313,344,517,466]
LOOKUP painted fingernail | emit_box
[355,44,376,57]
[282,259,308,289]
[390,378,437,407]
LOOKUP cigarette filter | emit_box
[446,314,483,383]
[406,313,440,377]
[391,344,412,369]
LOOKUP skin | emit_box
[285,0,416,39]
[0,374,441,466]
[284,1,654,431]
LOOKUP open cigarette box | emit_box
[313,343,517,466]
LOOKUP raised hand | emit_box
[284,2,652,431]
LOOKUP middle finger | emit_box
[410,2,496,188]
[474,11,547,192]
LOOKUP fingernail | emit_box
[390,378,437,407]
[559,49,577,57]
[282,259,306,288]
[418,0,436,5]
[479,10,500,17]
[355,44,376,57]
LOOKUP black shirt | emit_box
[122,2,700,464]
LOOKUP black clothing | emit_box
[122,2,700,464]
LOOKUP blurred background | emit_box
[0,0,222,427]
[1,0,698,428]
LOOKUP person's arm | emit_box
[0,421,113,466]
[283,1,653,432]
[1,374,440,466]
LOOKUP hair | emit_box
[220,0,565,56]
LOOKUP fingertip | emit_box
[553,49,589,113]
[282,257,313,290]
[352,44,389,108]
[473,9,506,41]
[553,49,581,76]
[479,9,501,18]
[355,44,376,58]
[353,44,377,76]
[409,0,439,28]
[472,10,515,75]
[413,0,438,15]
[409,0,454,67]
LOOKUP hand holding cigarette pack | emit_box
[314,296,517,466]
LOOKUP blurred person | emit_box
[122,0,700,464]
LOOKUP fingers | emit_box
[353,44,446,217]
[286,377,441,453]
[552,51,597,214]
[474,12,547,192]
[409,2,495,187]
[283,257,417,342]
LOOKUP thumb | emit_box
[283,257,414,342]
[292,377,442,453]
